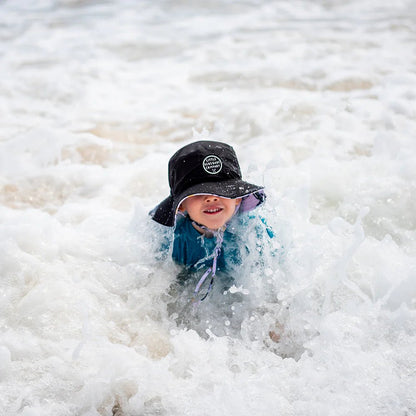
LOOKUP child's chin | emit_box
[199,214,228,229]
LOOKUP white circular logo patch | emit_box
[203,155,223,174]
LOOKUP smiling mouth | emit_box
[203,207,223,214]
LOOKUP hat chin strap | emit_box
[191,223,225,303]
[191,220,226,238]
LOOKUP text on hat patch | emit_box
[203,155,222,174]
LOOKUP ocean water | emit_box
[1,0,415,415]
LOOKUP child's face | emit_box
[179,194,241,230]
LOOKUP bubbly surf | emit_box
[0,0,415,415]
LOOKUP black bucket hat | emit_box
[150,140,266,226]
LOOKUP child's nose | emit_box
[204,195,218,203]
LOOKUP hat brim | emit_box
[150,179,265,227]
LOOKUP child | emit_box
[150,140,271,301]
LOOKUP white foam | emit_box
[1,0,415,414]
